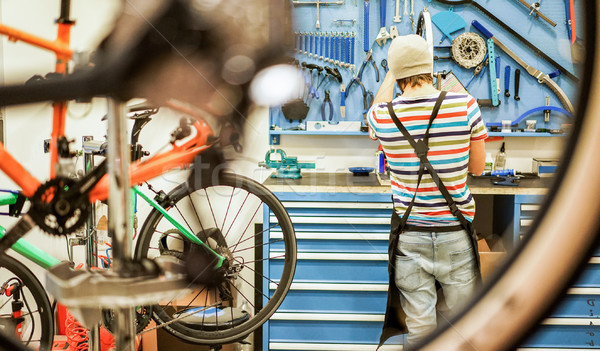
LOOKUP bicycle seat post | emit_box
[106,98,136,351]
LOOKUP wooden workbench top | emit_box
[262,172,554,195]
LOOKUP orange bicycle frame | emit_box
[0,4,74,179]
[88,119,215,202]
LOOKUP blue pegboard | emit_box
[270,0,582,143]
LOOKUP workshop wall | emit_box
[265,0,581,175]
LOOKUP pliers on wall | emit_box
[321,90,336,124]
[347,50,379,93]
[344,77,372,123]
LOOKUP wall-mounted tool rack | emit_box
[269,0,582,145]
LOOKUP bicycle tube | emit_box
[0,143,41,198]
[432,0,579,81]
[0,227,61,270]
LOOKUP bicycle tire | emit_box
[0,255,54,351]
[134,172,296,344]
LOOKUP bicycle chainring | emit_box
[451,32,487,69]
[29,177,91,236]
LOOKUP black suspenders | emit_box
[386,91,473,234]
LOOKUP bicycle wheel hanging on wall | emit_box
[134,172,296,345]
[0,255,54,351]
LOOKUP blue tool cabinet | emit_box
[262,192,398,350]
[262,187,600,350]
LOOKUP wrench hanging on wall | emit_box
[472,20,574,114]
[376,0,391,46]
[394,0,402,22]
[292,0,344,29]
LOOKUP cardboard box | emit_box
[479,251,507,281]
[478,239,507,282]
[532,158,558,177]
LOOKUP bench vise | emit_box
[259,149,315,179]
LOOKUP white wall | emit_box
[0,0,122,279]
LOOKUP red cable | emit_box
[65,310,88,351]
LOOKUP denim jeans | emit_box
[394,229,477,346]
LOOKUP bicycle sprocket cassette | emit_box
[451,32,487,69]
[29,177,91,236]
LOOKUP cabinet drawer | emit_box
[273,285,387,314]
[572,261,600,288]
[522,323,600,348]
[269,317,384,344]
[548,293,600,318]
[270,258,388,283]
[269,342,401,351]
[270,231,389,253]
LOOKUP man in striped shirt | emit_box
[369,35,487,348]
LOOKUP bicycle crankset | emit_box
[29,177,91,236]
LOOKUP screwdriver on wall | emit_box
[504,65,511,97]
[514,68,521,101]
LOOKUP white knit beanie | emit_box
[388,34,433,80]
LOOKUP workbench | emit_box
[261,172,600,350]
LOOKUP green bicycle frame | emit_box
[132,186,225,269]
[0,187,225,271]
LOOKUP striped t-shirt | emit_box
[367,91,488,226]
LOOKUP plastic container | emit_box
[494,142,506,170]
[485,152,493,172]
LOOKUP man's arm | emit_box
[468,139,486,175]
[372,71,396,106]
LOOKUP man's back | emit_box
[368,91,487,226]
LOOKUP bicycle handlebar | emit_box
[0,0,292,113]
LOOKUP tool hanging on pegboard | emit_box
[375,0,391,46]
[472,20,574,115]
[292,0,344,29]
[486,39,500,107]
[451,32,487,69]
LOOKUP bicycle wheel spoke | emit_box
[157,285,208,317]
[0,297,11,310]
[202,285,210,330]
[223,192,251,239]
[221,187,236,231]
[140,301,222,335]
[232,238,284,255]
[173,201,200,240]
[204,189,220,230]
[236,272,270,302]
[234,257,281,288]
[231,200,262,252]
[230,281,255,310]
[213,287,219,330]
[188,193,207,236]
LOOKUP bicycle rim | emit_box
[0,255,54,351]
[134,172,296,344]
